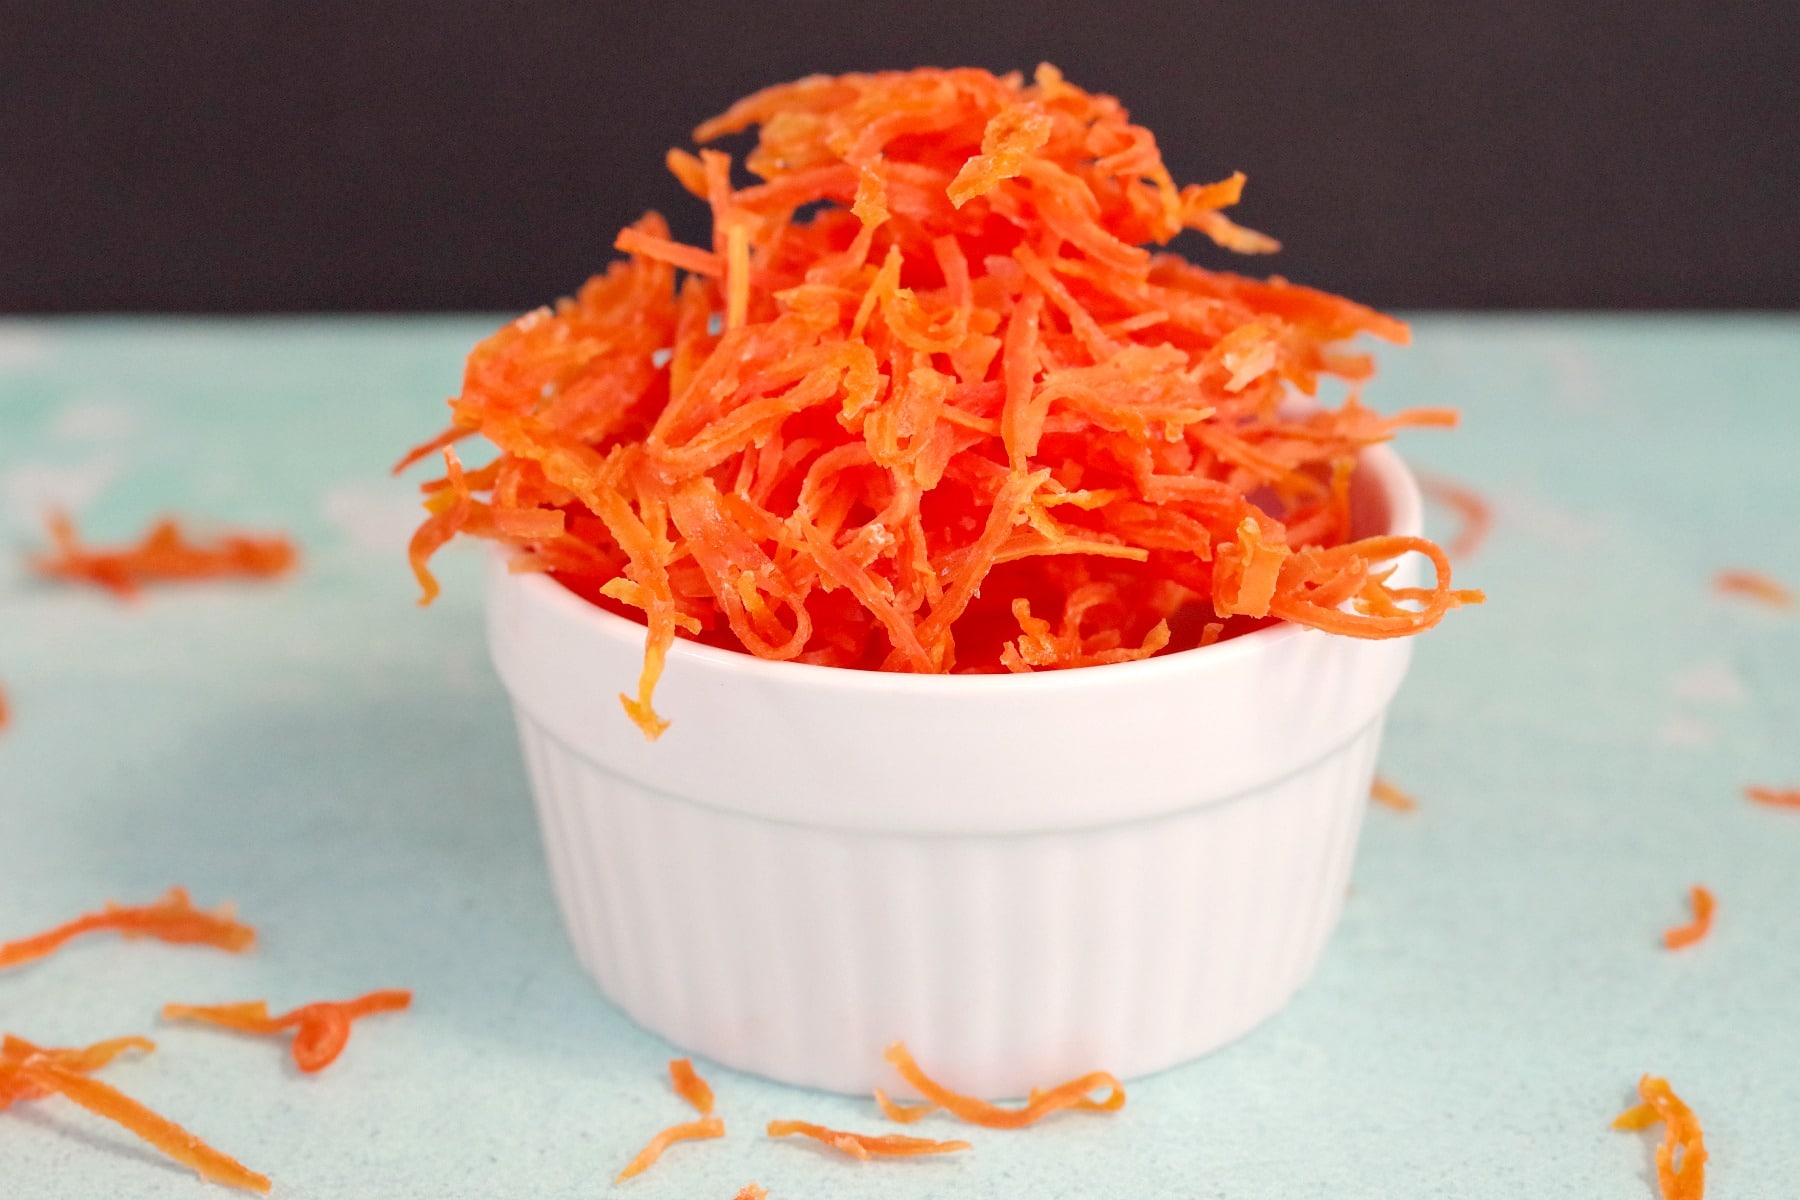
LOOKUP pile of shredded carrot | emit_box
[1614,1075,1707,1200]
[617,1058,727,1182]
[1745,785,1800,809]
[163,990,412,1073]
[875,1042,1124,1127]
[1662,886,1716,951]
[0,887,255,971]
[32,512,296,600]
[1369,775,1417,813]
[0,1033,270,1194]
[766,1118,970,1160]
[1713,569,1792,610]
[400,64,1481,737]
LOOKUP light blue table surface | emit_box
[0,315,1795,1199]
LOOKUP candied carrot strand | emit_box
[1714,569,1792,609]
[1369,776,1417,813]
[163,990,412,1073]
[1662,886,1716,951]
[0,887,254,970]
[880,1042,1124,1129]
[1745,785,1800,809]
[669,1058,715,1116]
[766,1119,970,1160]
[2,1057,270,1194]
[615,1117,725,1182]
[1418,473,1493,559]
[392,423,474,475]
[733,1186,768,1200]
[614,227,723,277]
[1612,1075,1706,1200]
[874,1090,938,1123]
[32,513,295,599]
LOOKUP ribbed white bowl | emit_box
[488,444,1424,1097]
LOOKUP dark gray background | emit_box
[3,1,1794,312]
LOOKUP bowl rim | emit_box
[494,439,1424,693]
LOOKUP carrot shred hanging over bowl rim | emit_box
[875,1041,1124,1128]
[31,512,297,600]
[1661,886,1715,951]
[615,1059,727,1181]
[1613,1075,1707,1200]
[1745,785,1800,809]
[0,1034,271,1194]
[1713,569,1792,609]
[162,989,412,1073]
[401,64,1482,738]
[0,887,255,971]
[765,1118,971,1160]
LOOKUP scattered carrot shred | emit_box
[0,1034,271,1194]
[1369,775,1417,813]
[615,1117,726,1182]
[31,512,296,599]
[1613,1075,1707,1200]
[669,1057,715,1116]
[0,682,9,734]
[1714,569,1793,609]
[1418,473,1493,559]
[766,1119,971,1160]
[879,1042,1124,1129]
[401,65,1479,738]
[874,1090,939,1123]
[162,989,412,1073]
[0,887,255,971]
[1662,886,1716,951]
[733,1186,768,1200]
[1745,785,1800,809]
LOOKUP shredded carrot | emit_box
[162,989,411,1073]
[1418,473,1492,559]
[1,1034,271,1194]
[878,1042,1123,1129]
[1714,569,1792,609]
[1369,775,1417,813]
[1613,1075,1707,1200]
[766,1119,970,1160]
[402,66,1478,737]
[616,1117,726,1182]
[733,1187,767,1200]
[0,682,9,734]
[0,887,254,971]
[1662,886,1716,951]
[669,1057,715,1116]
[31,512,296,599]
[1745,785,1800,809]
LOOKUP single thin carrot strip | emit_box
[880,1043,1124,1129]
[1745,785,1800,809]
[1370,776,1417,813]
[766,1119,970,1160]
[392,423,473,475]
[670,1058,715,1116]
[408,447,473,605]
[874,1089,938,1124]
[163,989,412,1073]
[0,887,254,971]
[32,513,296,599]
[615,1117,725,1182]
[725,222,751,331]
[1418,473,1493,559]
[2,1045,270,1194]
[1714,569,1792,609]
[1662,886,1716,951]
[1612,1075,1707,1200]
[614,227,723,277]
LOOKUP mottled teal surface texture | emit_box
[0,317,1795,1199]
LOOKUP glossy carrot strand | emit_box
[0,887,254,971]
[162,989,412,1073]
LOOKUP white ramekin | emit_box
[487,444,1423,1098]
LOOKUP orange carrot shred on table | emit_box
[1613,1075,1707,1200]
[1369,776,1417,813]
[733,1186,768,1200]
[402,66,1480,737]
[0,887,254,971]
[879,1042,1124,1129]
[1417,474,1493,560]
[1713,569,1793,609]
[1662,886,1716,951]
[0,1034,271,1194]
[766,1119,971,1161]
[615,1117,726,1182]
[669,1058,715,1116]
[162,989,411,1073]
[31,512,296,600]
[1745,785,1800,809]
[0,682,9,734]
